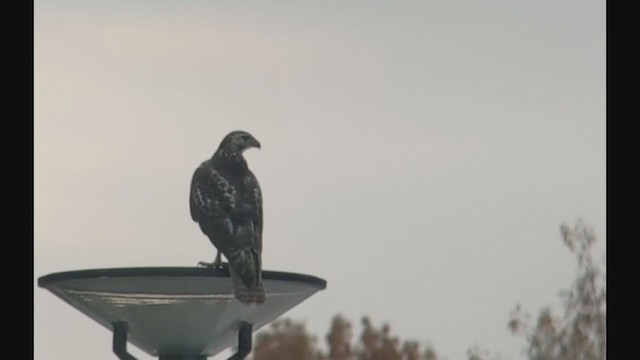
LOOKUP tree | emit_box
[253,318,322,360]
[253,315,442,360]
[252,220,605,360]
[326,314,354,360]
[508,220,606,360]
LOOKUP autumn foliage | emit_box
[253,315,441,360]
[253,221,605,360]
[508,220,606,360]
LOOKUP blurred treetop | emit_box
[253,220,605,360]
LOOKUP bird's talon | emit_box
[197,261,228,269]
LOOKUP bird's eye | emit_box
[241,135,250,141]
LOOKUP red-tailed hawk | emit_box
[190,130,265,305]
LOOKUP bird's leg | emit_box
[198,251,224,268]
[213,250,222,266]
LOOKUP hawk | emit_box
[190,130,265,305]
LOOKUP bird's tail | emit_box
[227,250,266,305]
[229,266,266,305]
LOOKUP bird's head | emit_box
[220,130,261,153]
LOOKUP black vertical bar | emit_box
[228,322,252,360]
[113,321,137,360]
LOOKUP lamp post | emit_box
[38,267,327,359]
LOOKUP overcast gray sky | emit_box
[34,1,605,359]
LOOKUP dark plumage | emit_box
[190,130,265,305]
